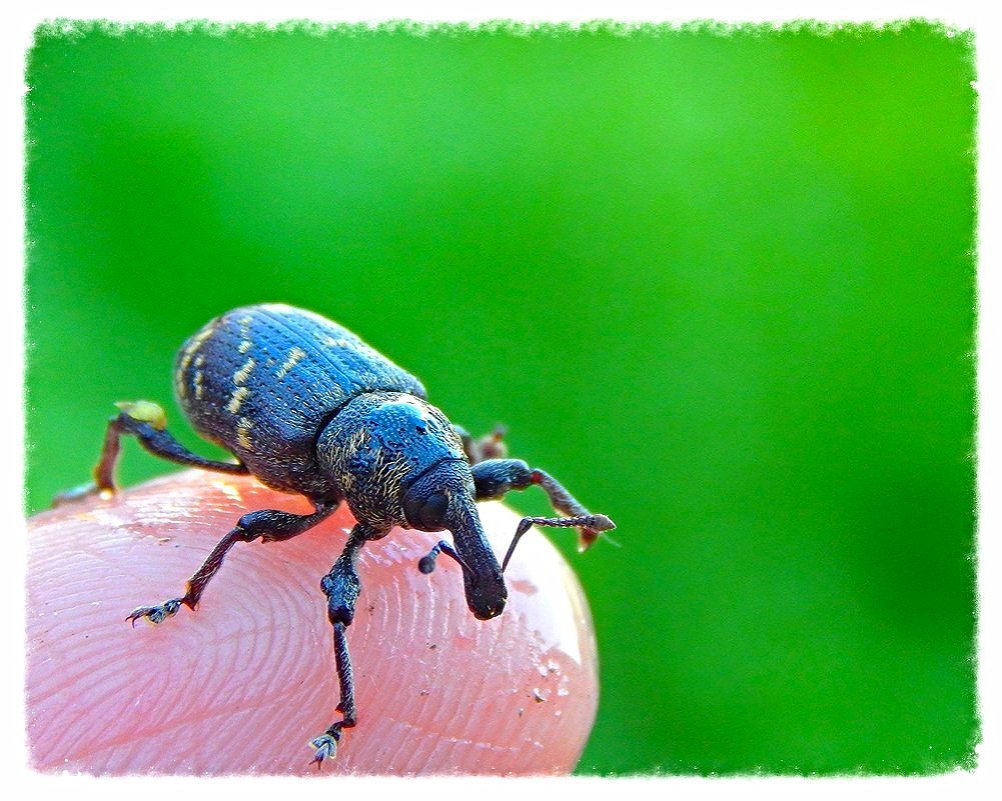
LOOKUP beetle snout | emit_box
[467,573,507,620]
[471,596,506,621]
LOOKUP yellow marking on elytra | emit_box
[226,386,250,414]
[276,346,307,379]
[234,357,256,385]
[181,324,216,365]
[194,370,204,399]
[237,315,253,350]
[194,354,205,367]
[236,417,255,450]
[116,400,168,430]
[176,324,217,397]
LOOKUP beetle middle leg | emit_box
[469,459,616,569]
[309,522,378,765]
[54,401,249,505]
[455,424,508,464]
[126,502,336,625]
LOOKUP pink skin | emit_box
[26,471,598,775]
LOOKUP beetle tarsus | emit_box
[575,513,617,551]
[502,513,617,571]
[309,729,340,766]
[126,597,183,626]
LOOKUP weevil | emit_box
[57,303,615,765]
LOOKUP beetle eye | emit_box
[405,490,449,531]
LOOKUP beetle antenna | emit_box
[418,539,470,574]
[502,513,615,571]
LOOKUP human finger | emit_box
[26,470,598,775]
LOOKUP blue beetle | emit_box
[61,304,615,764]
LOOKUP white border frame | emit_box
[5,4,997,800]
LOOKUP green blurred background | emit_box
[25,22,977,774]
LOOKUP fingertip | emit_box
[27,472,598,775]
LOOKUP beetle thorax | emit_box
[315,391,467,530]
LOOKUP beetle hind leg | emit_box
[53,401,249,506]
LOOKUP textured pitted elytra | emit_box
[174,304,427,497]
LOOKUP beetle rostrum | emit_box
[55,303,616,765]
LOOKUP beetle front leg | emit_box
[126,502,336,625]
[470,458,616,568]
[310,523,379,765]
[53,401,249,505]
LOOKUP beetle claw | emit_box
[309,732,339,766]
[576,514,616,551]
[126,598,183,626]
[577,528,600,551]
